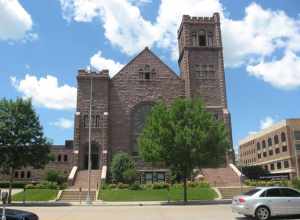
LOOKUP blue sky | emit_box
[0,0,300,151]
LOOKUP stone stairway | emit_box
[58,190,97,201]
[202,167,241,187]
[218,187,254,199]
[70,170,101,190]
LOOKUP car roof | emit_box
[254,186,298,190]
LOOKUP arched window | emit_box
[64,154,68,162]
[262,140,266,148]
[198,30,206,46]
[14,171,19,179]
[83,115,88,128]
[95,115,100,128]
[20,171,24,179]
[281,132,286,142]
[257,142,261,150]
[274,135,279,144]
[27,171,31,179]
[268,138,272,147]
[192,32,197,46]
[207,32,213,46]
[132,103,154,155]
[58,154,61,162]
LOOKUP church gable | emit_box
[112,47,179,81]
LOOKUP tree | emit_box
[45,170,67,185]
[0,98,51,202]
[139,98,230,202]
[110,152,136,183]
[241,165,270,180]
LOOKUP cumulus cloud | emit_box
[260,116,275,130]
[90,50,124,77]
[50,118,73,129]
[247,51,300,90]
[59,0,300,89]
[0,0,36,41]
[11,74,77,110]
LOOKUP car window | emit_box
[266,188,281,197]
[280,188,300,197]
[244,188,261,196]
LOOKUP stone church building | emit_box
[2,13,235,187]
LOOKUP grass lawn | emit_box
[100,186,217,201]
[12,189,58,201]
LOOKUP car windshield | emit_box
[243,188,261,196]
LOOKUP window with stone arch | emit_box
[131,103,154,155]
[191,32,197,46]
[198,30,206,46]
[207,32,213,46]
[138,64,156,80]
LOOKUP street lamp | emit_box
[86,76,93,205]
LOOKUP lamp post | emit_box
[86,76,93,205]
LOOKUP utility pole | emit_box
[86,76,93,205]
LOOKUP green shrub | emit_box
[244,179,289,187]
[107,184,117,189]
[117,183,129,189]
[129,183,142,190]
[110,152,136,183]
[26,181,59,190]
[0,181,27,188]
[123,169,137,184]
[152,183,169,189]
[44,170,66,185]
[292,178,300,190]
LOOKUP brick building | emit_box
[239,119,300,179]
[1,13,233,185]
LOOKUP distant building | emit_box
[239,119,300,179]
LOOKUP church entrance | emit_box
[83,141,100,169]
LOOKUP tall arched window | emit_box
[132,103,154,155]
[198,30,206,46]
[274,135,279,144]
[207,32,213,46]
[281,132,286,142]
[192,32,197,46]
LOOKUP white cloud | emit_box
[247,50,300,90]
[0,0,36,41]
[11,74,77,110]
[90,50,124,77]
[59,0,300,89]
[260,116,275,130]
[50,118,73,129]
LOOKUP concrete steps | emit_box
[70,170,101,190]
[218,187,254,199]
[202,167,241,187]
[58,190,97,201]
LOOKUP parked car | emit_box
[232,187,300,220]
[0,209,38,220]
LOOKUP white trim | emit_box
[229,163,242,177]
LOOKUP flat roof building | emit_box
[239,119,300,179]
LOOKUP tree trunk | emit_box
[183,168,187,203]
[8,167,14,204]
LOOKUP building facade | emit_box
[239,119,300,179]
[0,13,233,184]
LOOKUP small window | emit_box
[270,163,275,170]
[262,140,266,148]
[27,171,31,179]
[266,188,281,197]
[277,161,282,169]
[268,150,273,156]
[274,135,279,144]
[268,138,272,147]
[145,172,153,184]
[275,148,280,154]
[282,145,287,152]
[95,115,100,128]
[284,160,289,168]
[296,144,300,151]
[294,131,300,141]
[157,172,165,183]
[64,154,68,162]
[263,152,267,157]
[145,72,150,80]
[58,154,62,162]
[257,142,261,150]
[264,165,268,170]
[83,115,88,128]
[14,171,19,179]
[192,32,197,46]
[20,171,24,179]
[207,32,213,47]
[244,188,261,196]
[198,30,206,46]
[258,153,261,159]
[281,132,286,142]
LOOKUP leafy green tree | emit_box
[110,152,136,183]
[0,98,51,202]
[139,98,230,202]
[45,170,67,185]
[241,165,270,180]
